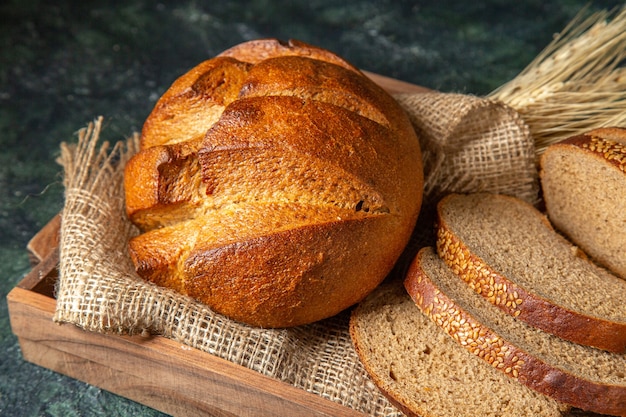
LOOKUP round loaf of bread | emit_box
[123,39,423,328]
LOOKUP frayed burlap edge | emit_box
[53,88,537,416]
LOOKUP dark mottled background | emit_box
[1,1,622,415]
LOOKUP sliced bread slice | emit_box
[436,192,626,353]
[405,247,626,416]
[349,278,568,417]
[540,127,626,280]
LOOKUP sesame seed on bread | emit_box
[435,192,626,353]
[540,127,626,281]
[349,277,568,417]
[404,246,626,416]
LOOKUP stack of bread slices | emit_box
[350,127,626,417]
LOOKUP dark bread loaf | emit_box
[123,39,423,328]
[436,193,626,353]
[405,247,626,416]
[540,127,626,280]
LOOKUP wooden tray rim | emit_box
[8,214,368,417]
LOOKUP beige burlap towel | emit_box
[53,87,536,416]
[395,92,537,207]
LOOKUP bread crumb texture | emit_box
[404,247,626,416]
[540,127,626,281]
[350,279,566,417]
[435,192,626,352]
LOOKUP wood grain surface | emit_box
[8,282,363,417]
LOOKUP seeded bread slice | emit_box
[436,193,626,353]
[405,247,626,416]
[349,277,567,417]
[540,127,626,280]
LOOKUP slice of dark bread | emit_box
[436,192,626,353]
[540,127,626,280]
[405,247,626,416]
[349,278,568,417]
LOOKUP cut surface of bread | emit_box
[349,278,567,417]
[436,192,626,353]
[540,127,626,280]
[124,39,423,327]
[405,247,626,416]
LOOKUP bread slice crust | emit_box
[540,127,626,280]
[405,247,626,416]
[350,278,567,417]
[436,193,626,353]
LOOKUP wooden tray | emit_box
[8,216,368,417]
[7,74,429,417]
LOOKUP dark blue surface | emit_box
[1,1,622,415]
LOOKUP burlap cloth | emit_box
[53,91,538,416]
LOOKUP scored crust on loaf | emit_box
[405,247,626,416]
[540,127,626,280]
[140,57,251,150]
[349,278,567,417]
[219,38,361,72]
[123,39,423,327]
[436,192,626,353]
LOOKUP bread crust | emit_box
[219,38,360,72]
[436,193,626,353]
[350,277,567,417]
[124,39,423,327]
[405,247,626,416]
[540,127,626,280]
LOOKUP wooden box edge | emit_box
[8,219,367,417]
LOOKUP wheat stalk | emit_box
[489,6,626,156]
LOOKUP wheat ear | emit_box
[489,6,626,157]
